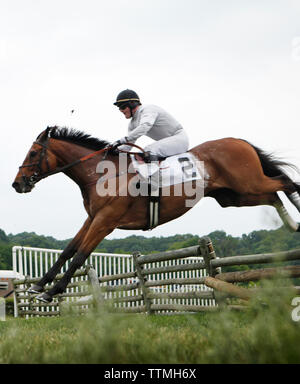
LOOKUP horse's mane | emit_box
[43,126,111,151]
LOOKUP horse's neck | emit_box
[49,139,118,187]
[50,139,90,163]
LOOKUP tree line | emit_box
[1,225,300,271]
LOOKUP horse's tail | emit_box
[245,140,300,194]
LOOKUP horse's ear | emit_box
[36,126,52,142]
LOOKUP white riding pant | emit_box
[144,130,189,157]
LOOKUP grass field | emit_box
[1,280,300,364]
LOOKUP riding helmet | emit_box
[113,89,141,109]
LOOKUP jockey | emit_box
[112,89,189,162]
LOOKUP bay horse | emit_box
[12,126,300,303]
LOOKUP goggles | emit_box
[118,103,129,111]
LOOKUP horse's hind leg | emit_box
[250,175,300,225]
[264,174,300,214]
[28,218,91,293]
[284,181,300,213]
[242,190,300,232]
[223,163,300,231]
[272,176,300,220]
[239,192,300,232]
[256,176,300,232]
[274,194,300,232]
[288,192,300,211]
[212,189,300,232]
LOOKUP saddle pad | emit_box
[131,152,204,187]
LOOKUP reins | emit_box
[19,139,145,186]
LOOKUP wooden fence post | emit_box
[86,265,104,310]
[199,237,225,306]
[132,251,153,315]
[199,237,221,277]
[25,275,33,318]
[57,295,63,316]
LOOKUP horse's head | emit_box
[12,127,59,193]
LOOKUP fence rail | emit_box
[12,237,300,318]
[12,242,213,317]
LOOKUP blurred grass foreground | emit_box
[0,279,300,364]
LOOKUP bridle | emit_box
[18,136,146,188]
[18,139,51,188]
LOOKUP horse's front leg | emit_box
[36,206,123,303]
[28,218,91,294]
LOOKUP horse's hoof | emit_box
[35,292,53,303]
[27,285,43,294]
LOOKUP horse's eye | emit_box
[29,151,37,158]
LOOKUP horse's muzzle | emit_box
[12,180,34,193]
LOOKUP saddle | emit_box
[141,152,166,163]
[131,152,203,231]
[134,152,165,164]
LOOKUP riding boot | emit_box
[143,151,161,163]
[137,152,160,187]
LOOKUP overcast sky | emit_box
[1,0,300,241]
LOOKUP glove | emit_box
[111,136,128,149]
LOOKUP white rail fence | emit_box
[12,246,134,281]
[12,245,215,317]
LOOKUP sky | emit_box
[1,0,300,241]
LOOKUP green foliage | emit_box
[1,225,300,270]
[7,231,69,249]
[0,244,12,269]
[0,229,8,243]
[0,282,299,363]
